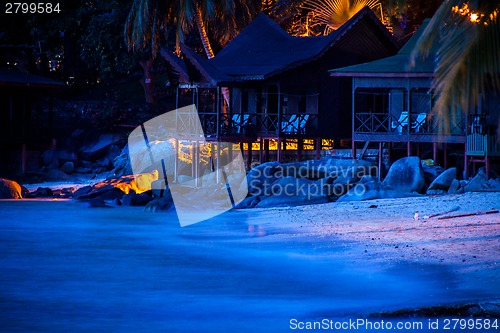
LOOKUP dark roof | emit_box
[169,8,398,84]
[0,67,66,88]
[207,8,398,81]
[329,19,436,77]
[159,47,190,83]
[180,45,233,84]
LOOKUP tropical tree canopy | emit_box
[412,0,500,131]
[124,0,258,58]
[301,0,382,32]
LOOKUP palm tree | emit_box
[301,0,383,33]
[124,0,257,103]
[411,0,500,134]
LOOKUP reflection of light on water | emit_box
[248,224,266,237]
[0,198,72,202]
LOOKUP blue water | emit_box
[0,200,498,332]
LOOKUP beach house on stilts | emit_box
[330,19,500,178]
[160,7,400,170]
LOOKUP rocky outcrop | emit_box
[122,191,153,206]
[448,179,464,194]
[246,161,282,196]
[79,133,123,161]
[464,168,492,192]
[60,161,75,174]
[0,178,23,199]
[254,176,328,208]
[382,157,425,193]
[427,168,456,195]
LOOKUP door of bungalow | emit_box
[257,84,280,134]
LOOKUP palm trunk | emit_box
[194,5,215,59]
[139,58,156,104]
[194,4,230,119]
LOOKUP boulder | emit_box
[337,183,421,202]
[144,196,175,212]
[77,171,159,200]
[61,187,76,196]
[76,185,117,200]
[60,161,75,174]
[177,175,194,184]
[122,192,153,206]
[332,166,365,186]
[96,156,112,169]
[44,169,71,181]
[0,178,23,199]
[426,189,447,195]
[46,160,59,170]
[234,195,260,209]
[29,187,53,197]
[75,167,93,174]
[94,188,125,202]
[256,176,328,208]
[322,183,353,201]
[270,176,315,196]
[41,149,77,167]
[488,178,500,191]
[427,167,456,193]
[72,185,92,199]
[382,157,425,193]
[79,133,123,161]
[322,157,377,178]
[275,158,376,182]
[464,168,490,192]
[277,160,327,180]
[447,179,464,194]
[81,160,93,168]
[360,175,379,184]
[247,161,282,196]
[107,144,121,162]
[113,141,191,178]
[422,163,445,185]
[88,197,114,208]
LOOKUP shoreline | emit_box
[1,193,499,327]
[251,192,500,270]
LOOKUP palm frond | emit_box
[412,0,500,133]
[302,0,381,31]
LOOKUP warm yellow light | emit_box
[470,13,479,22]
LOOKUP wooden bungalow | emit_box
[330,19,500,178]
[0,68,66,176]
[160,8,400,168]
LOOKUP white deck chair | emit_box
[411,113,427,133]
[281,115,299,134]
[391,111,409,134]
[232,114,249,134]
[297,114,309,134]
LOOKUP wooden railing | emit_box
[354,112,466,135]
[198,112,319,137]
[467,133,500,156]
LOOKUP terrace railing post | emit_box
[378,142,383,180]
[174,138,179,183]
[444,143,448,168]
[315,138,321,160]
[247,142,253,171]
[464,145,469,179]
[216,87,220,138]
[277,137,283,163]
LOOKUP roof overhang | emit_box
[0,68,66,89]
[330,72,435,78]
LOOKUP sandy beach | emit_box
[252,192,500,276]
